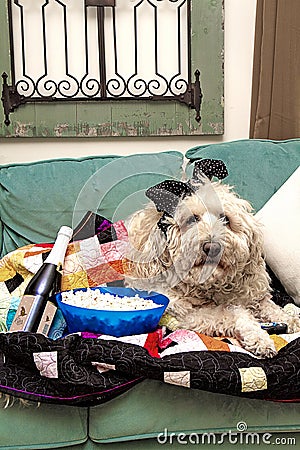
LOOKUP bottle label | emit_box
[36,301,57,336]
[9,295,36,331]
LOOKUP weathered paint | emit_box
[0,0,224,138]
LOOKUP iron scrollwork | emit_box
[1,72,25,126]
[2,0,202,126]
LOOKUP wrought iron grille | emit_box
[2,0,202,126]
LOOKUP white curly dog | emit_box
[125,160,300,358]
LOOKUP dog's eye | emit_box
[220,214,230,226]
[185,214,200,226]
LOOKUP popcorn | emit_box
[61,288,163,311]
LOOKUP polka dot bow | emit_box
[146,180,194,216]
[145,159,228,235]
[192,159,228,182]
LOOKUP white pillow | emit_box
[256,166,300,305]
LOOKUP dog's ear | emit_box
[125,205,175,291]
[192,159,228,182]
[145,180,193,216]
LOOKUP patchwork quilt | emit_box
[0,214,299,406]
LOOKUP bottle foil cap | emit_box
[58,226,73,239]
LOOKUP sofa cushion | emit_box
[0,402,88,449]
[89,379,300,443]
[256,167,300,305]
[0,151,183,257]
[185,139,300,212]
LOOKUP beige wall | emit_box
[0,0,257,164]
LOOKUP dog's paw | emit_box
[241,332,278,358]
[282,305,300,333]
[167,299,193,321]
[286,316,300,333]
[235,317,278,358]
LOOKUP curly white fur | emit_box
[125,181,300,358]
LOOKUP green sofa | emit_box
[0,140,300,449]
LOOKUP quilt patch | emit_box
[239,367,267,392]
[164,371,190,388]
[33,351,58,379]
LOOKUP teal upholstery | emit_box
[0,403,88,449]
[185,139,300,212]
[1,380,300,449]
[0,151,183,257]
[89,380,300,444]
[0,139,300,449]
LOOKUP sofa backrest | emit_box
[185,139,300,212]
[0,151,184,257]
[1,139,300,258]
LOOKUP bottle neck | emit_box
[44,227,72,266]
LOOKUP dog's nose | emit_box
[203,241,222,257]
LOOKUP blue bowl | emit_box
[54,286,169,337]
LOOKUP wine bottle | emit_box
[10,226,73,333]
